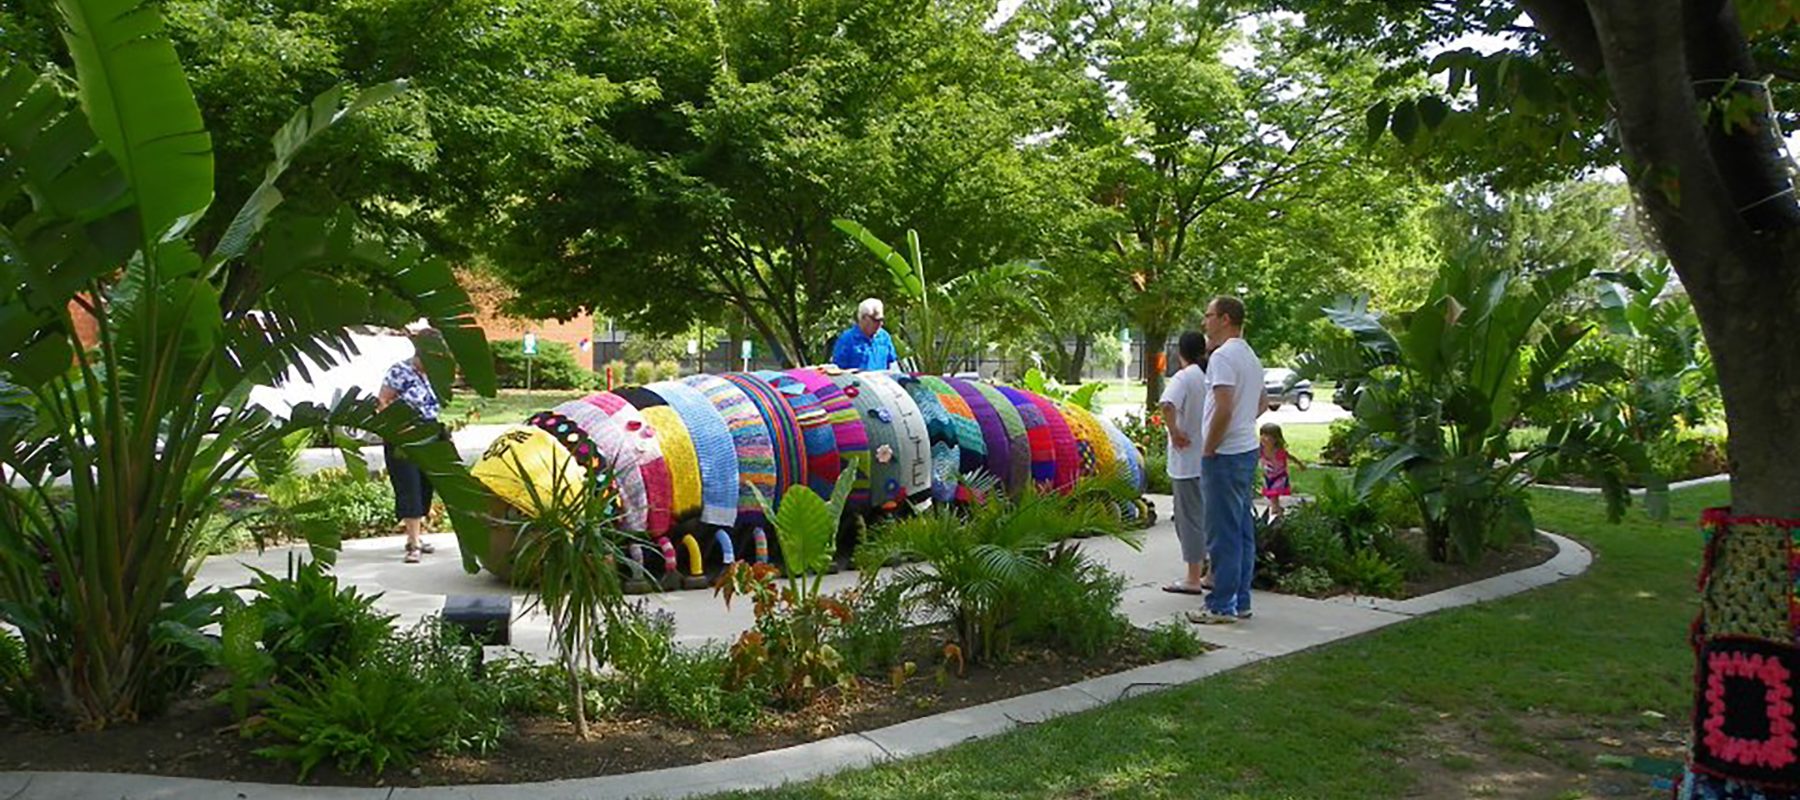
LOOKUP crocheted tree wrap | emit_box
[1691,509,1800,794]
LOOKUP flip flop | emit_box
[1161,582,1207,595]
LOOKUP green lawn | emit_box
[442,389,588,426]
[713,480,1717,798]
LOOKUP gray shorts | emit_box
[1172,476,1207,565]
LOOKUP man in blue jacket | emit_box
[831,298,898,371]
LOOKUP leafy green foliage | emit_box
[1013,545,1132,658]
[0,0,495,726]
[720,471,860,708]
[261,469,397,546]
[509,463,641,737]
[833,579,910,676]
[602,604,762,733]
[1143,617,1207,661]
[1275,565,1335,598]
[245,558,394,686]
[860,484,1136,662]
[1017,368,1105,413]
[0,627,37,717]
[491,339,593,390]
[835,220,1048,374]
[255,620,506,780]
[1300,248,1634,561]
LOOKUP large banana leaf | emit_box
[0,64,136,385]
[54,0,212,244]
[833,218,923,299]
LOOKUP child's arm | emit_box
[1290,451,1307,470]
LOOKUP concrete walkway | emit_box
[3,495,1593,800]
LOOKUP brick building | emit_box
[461,269,596,370]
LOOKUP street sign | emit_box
[522,332,538,356]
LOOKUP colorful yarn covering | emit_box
[587,392,674,535]
[639,405,702,521]
[1023,392,1082,491]
[788,368,871,507]
[757,370,840,499]
[470,370,1147,583]
[1095,413,1147,492]
[944,376,1014,491]
[1057,400,1116,480]
[683,374,777,525]
[996,385,1059,488]
[967,379,1032,492]
[647,380,739,528]
[917,375,988,478]
[1686,509,1800,797]
[551,399,650,532]
[829,371,900,507]
[722,372,806,505]
[898,376,961,501]
[854,371,934,503]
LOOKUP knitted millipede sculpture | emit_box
[470,367,1149,589]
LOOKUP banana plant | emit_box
[833,219,1044,374]
[1300,249,1635,562]
[0,0,495,727]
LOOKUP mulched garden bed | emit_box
[1396,531,1559,599]
[0,628,1196,787]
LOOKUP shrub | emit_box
[256,620,505,780]
[1272,505,1350,573]
[247,559,396,686]
[1276,565,1335,597]
[260,469,395,544]
[630,360,657,386]
[601,360,627,387]
[603,605,762,732]
[493,339,588,390]
[1144,617,1206,660]
[862,485,1135,663]
[1143,453,1173,494]
[0,628,37,718]
[1338,549,1405,598]
[835,579,909,675]
[1318,419,1363,466]
[1647,428,1729,481]
[1115,411,1166,458]
[655,360,682,382]
[1014,545,1132,657]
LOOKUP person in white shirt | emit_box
[1188,296,1266,625]
[1159,331,1212,596]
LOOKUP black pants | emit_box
[385,437,442,521]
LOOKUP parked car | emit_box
[1263,368,1313,411]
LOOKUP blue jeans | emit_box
[1202,450,1258,615]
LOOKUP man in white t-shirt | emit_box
[1188,296,1265,625]
[1158,331,1211,596]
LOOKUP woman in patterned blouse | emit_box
[377,329,446,563]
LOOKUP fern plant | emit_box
[861,484,1137,662]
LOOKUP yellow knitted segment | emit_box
[1057,402,1118,478]
[643,406,702,521]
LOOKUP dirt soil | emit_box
[1401,711,1686,799]
[0,631,1187,787]
[1398,532,1561,599]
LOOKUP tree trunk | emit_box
[1060,334,1090,384]
[1573,0,1800,518]
[1141,328,1169,414]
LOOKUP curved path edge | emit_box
[0,531,1593,800]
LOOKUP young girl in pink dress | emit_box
[1259,423,1306,518]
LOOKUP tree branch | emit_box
[1516,0,1606,76]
